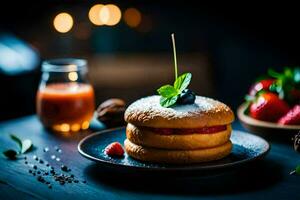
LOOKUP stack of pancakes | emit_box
[124,95,234,164]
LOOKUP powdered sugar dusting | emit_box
[125,95,230,121]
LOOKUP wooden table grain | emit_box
[0,115,300,200]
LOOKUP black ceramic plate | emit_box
[78,128,270,173]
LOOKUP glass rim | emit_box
[42,58,87,72]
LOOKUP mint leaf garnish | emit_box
[160,96,178,107]
[158,73,192,102]
[171,33,178,79]
[174,73,192,93]
[157,85,179,98]
[157,34,194,108]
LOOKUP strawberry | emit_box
[104,142,124,157]
[249,79,274,96]
[249,92,290,122]
[278,105,300,125]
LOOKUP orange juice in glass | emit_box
[36,59,95,132]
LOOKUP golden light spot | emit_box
[99,6,110,24]
[124,8,142,28]
[52,125,61,132]
[53,12,73,33]
[88,4,105,26]
[103,4,122,26]
[81,121,90,130]
[71,124,81,132]
[88,4,121,26]
[60,123,70,132]
[68,72,78,81]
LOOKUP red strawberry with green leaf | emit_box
[249,79,274,96]
[278,105,300,125]
[249,92,290,122]
[268,67,300,105]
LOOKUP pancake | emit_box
[124,95,234,164]
[124,139,232,164]
[126,123,232,150]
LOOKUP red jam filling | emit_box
[149,125,227,135]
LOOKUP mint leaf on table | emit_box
[10,134,33,154]
[157,85,179,98]
[174,73,192,93]
[10,134,22,152]
[160,96,178,108]
[3,150,18,160]
[2,134,33,159]
[21,139,32,154]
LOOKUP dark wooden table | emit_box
[0,115,300,200]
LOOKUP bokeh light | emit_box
[81,121,90,130]
[88,4,105,26]
[60,123,70,132]
[68,72,78,81]
[99,6,110,24]
[124,8,142,28]
[88,4,121,26]
[104,4,122,26]
[53,12,74,33]
[71,124,80,132]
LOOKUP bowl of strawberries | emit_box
[238,67,300,134]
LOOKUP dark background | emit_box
[0,1,299,121]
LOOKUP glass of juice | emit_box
[36,58,95,132]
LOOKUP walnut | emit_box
[96,99,126,128]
